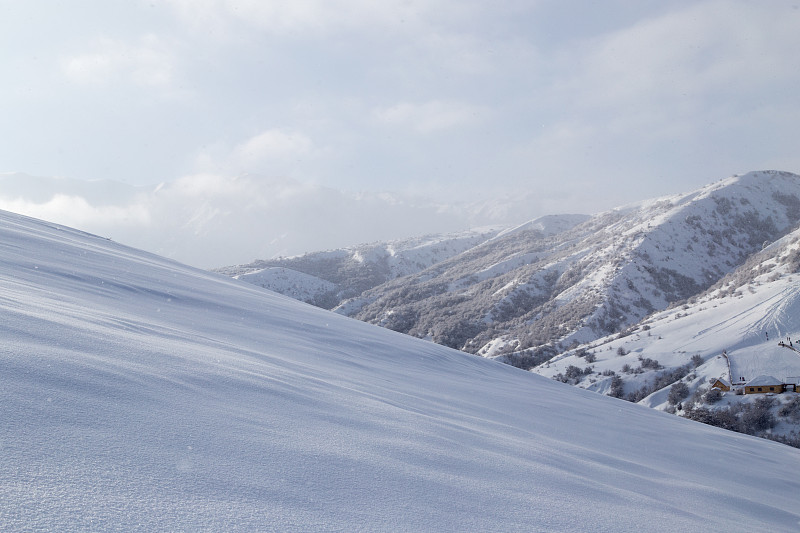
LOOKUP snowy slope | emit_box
[2,209,800,531]
[235,266,337,305]
[534,223,800,439]
[537,277,800,397]
[491,213,590,240]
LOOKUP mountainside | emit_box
[4,209,800,530]
[336,171,800,360]
[214,226,507,308]
[535,221,800,442]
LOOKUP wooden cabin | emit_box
[743,375,783,395]
[709,377,731,391]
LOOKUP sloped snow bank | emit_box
[1,210,800,531]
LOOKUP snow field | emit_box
[2,209,800,531]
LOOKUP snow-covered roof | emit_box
[745,375,783,387]
[710,377,731,387]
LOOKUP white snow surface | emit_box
[491,213,590,240]
[2,209,800,531]
[236,267,335,303]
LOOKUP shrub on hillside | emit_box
[608,375,625,398]
[704,388,723,404]
[684,397,777,436]
[640,358,662,370]
[625,363,693,403]
[741,397,776,433]
[667,382,690,405]
[778,395,800,422]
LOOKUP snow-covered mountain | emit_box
[536,219,800,442]
[218,170,800,442]
[4,209,800,530]
[333,171,800,358]
[214,227,506,308]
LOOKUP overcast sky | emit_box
[1,1,799,267]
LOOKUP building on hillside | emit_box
[743,375,784,395]
[785,377,800,393]
[709,377,731,391]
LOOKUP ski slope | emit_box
[535,247,800,420]
[639,281,800,385]
[2,209,800,531]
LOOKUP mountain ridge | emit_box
[214,226,508,308]
[222,170,800,356]
[220,170,800,442]
[320,171,800,356]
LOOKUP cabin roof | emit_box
[744,375,782,387]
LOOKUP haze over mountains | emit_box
[3,196,800,530]
[0,172,537,268]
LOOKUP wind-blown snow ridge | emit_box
[2,209,800,531]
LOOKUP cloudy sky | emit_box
[1,1,799,267]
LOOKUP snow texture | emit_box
[2,209,800,531]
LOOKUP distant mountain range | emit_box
[221,170,800,443]
[214,226,503,306]
[223,171,800,353]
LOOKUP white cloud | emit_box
[61,34,175,87]
[140,173,490,266]
[233,129,314,164]
[0,194,151,229]
[163,0,453,38]
[556,1,800,110]
[373,100,489,133]
[4,0,799,248]
[166,173,255,198]
[498,1,800,204]
[0,173,531,268]
[190,129,321,177]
